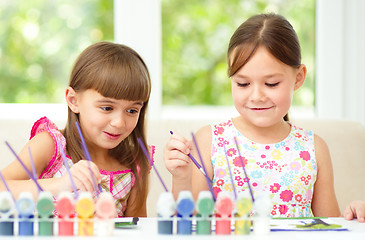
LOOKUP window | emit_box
[0,0,113,103]
[162,0,315,108]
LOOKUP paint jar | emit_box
[215,191,234,235]
[37,191,55,236]
[234,191,252,234]
[176,191,194,235]
[16,192,35,236]
[253,193,271,235]
[95,192,115,236]
[56,191,75,236]
[157,192,176,234]
[0,192,15,236]
[196,191,214,235]
[75,192,94,236]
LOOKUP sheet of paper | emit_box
[269,218,348,231]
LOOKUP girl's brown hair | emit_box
[63,41,151,216]
[227,13,301,121]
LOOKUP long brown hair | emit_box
[227,13,301,121]
[63,42,151,216]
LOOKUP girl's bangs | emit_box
[90,59,151,102]
[228,43,257,77]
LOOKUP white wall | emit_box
[316,0,365,125]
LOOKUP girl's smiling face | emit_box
[230,46,306,128]
[68,89,143,152]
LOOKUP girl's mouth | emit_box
[104,132,121,139]
[250,107,272,112]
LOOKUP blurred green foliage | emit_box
[162,0,315,106]
[0,0,314,107]
[0,0,113,103]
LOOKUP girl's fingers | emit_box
[166,135,191,155]
[70,160,100,192]
[164,133,194,177]
[72,173,90,192]
[167,149,191,163]
[343,205,354,220]
[167,159,191,170]
[343,201,365,222]
[84,160,102,182]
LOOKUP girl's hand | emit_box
[62,160,102,193]
[343,200,365,222]
[164,132,193,180]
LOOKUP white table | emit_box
[119,217,364,240]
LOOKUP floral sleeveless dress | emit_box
[30,117,154,217]
[210,119,316,217]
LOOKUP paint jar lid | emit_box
[157,192,176,217]
[37,191,55,217]
[56,191,75,217]
[196,191,214,216]
[16,192,34,216]
[215,191,234,216]
[176,191,194,217]
[253,193,272,216]
[236,192,252,216]
[95,192,115,219]
[0,192,15,217]
[75,192,94,218]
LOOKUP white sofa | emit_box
[1,115,364,217]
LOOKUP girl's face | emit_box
[67,89,143,152]
[230,46,306,128]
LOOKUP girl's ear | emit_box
[65,87,80,113]
[294,64,307,91]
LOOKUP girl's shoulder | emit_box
[209,119,235,138]
[30,117,68,179]
[289,123,315,141]
[30,116,66,145]
[30,116,60,138]
[290,123,326,148]
[210,119,234,129]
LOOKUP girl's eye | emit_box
[266,82,280,87]
[101,106,113,111]
[127,109,139,114]
[237,82,249,87]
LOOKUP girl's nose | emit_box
[110,114,125,128]
[250,86,266,102]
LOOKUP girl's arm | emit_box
[311,134,341,217]
[125,186,147,217]
[1,131,101,198]
[1,131,56,198]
